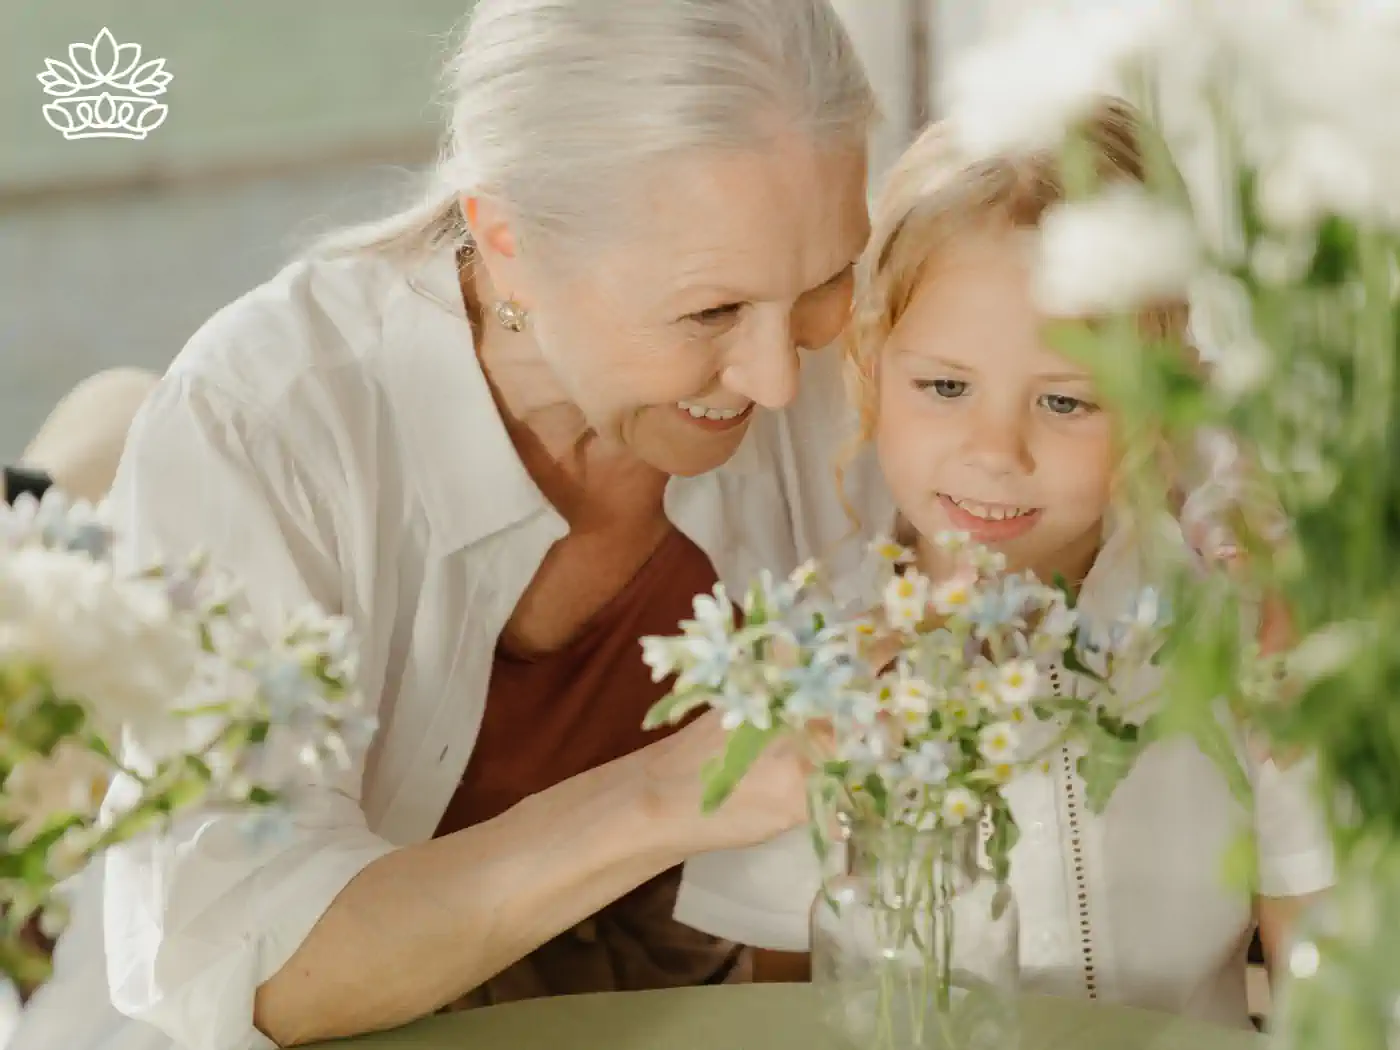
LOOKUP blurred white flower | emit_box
[1189,272,1277,397]
[889,673,936,732]
[905,741,953,786]
[963,664,997,710]
[1035,596,1078,656]
[1249,236,1316,287]
[883,572,929,631]
[946,693,978,729]
[870,538,914,566]
[690,586,735,635]
[0,489,373,968]
[979,723,1021,765]
[1,741,111,847]
[788,559,820,590]
[942,787,980,826]
[1204,0,1400,225]
[946,3,1172,160]
[641,634,689,682]
[1256,125,1377,229]
[46,825,99,881]
[968,546,1008,576]
[996,660,1039,711]
[0,547,198,740]
[930,572,976,617]
[1034,186,1202,317]
[718,664,773,731]
[932,530,971,554]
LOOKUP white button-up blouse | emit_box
[51,246,887,1050]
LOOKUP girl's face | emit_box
[875,225,1114,586]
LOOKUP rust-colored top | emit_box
[434,527,749,1010]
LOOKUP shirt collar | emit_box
[380,246,770,555]
[1076,509,1190,622]
[379,247,556,556]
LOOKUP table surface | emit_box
[323,984,1267,1050]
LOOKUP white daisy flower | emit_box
[996,660,1040,710]
[883,571,930,631]
[979,722,1021,764]
[942,787,981,826]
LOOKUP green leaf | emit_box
[985,805,1021,887]
[1218,829,1259,895]
[1043,320,1109,375]
[183,754,213,781]
[1308,216,1358,287]
[14,699,88,754]
[1076,728,1150,813]
[699,721,780,813]
[744,580,769,626]
[861,773,889,819]
[642,688,712,730]
[1062,645,1103,682]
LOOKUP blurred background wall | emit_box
[1,0,472,459]
[0,1,1022,461]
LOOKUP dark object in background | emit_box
[2,465,54,504]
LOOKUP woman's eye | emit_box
[1040,393,1093,416]
[687,303,743,326]
[918,378,968,399]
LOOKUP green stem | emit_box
[938,851,954,1013]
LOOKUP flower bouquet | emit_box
[643,531,1165,1050]
[0,490,373,989]
[944,1,1400,1045]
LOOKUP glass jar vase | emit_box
[810,819,1020,1050]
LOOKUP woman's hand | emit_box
[641,709,824,855]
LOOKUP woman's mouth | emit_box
[674,399,753,432]
[938,493,1042,541]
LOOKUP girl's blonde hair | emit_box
[845,97,1173,441]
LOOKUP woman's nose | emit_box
[722,325,801,410]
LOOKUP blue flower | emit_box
[780,651,857,721]
[255,658,322,723]
[966,576,1033,635]
[903,740,954,785]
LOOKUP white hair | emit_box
[314,0,876,261]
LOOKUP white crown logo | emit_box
[37,27,172,141]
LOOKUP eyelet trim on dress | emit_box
[1051,667,1099,1001]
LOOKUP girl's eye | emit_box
[1040,393,1095,416]
[917,378,968,399]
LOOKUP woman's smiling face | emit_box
[494,136,872,477]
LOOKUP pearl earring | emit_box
[494,298,528,333]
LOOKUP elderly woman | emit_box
[19,3,890,1049]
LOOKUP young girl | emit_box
[675,101,1334,1028]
